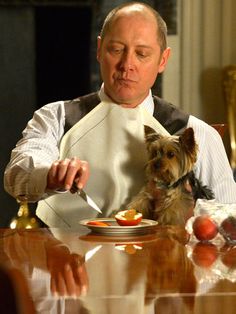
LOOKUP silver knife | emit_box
[72,182,102,214]
[76,188,102,214]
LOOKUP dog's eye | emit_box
[167,151,175,159]
[151,152,157,160]
[150,149,157,159]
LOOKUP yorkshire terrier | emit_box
[127,126,214,226]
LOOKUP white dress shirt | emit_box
[4,88,236,205]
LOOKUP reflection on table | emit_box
[1,224,236,314]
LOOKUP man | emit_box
[4,2,236,227]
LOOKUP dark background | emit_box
[0,0,177,227]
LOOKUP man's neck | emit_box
[98,84,154,115]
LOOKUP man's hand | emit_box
[46,244,89,297]
[46,157,89,192]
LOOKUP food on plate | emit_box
[192,215,218,241]
[219,216,236,242]
[192,242,218,268]
[115,209,143,226]
[87,220,110,227]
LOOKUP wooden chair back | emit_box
[211,123,227,138]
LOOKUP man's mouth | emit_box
[115,72,138,83]
[116,78,137,84]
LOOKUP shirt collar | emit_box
[98,84,154,115]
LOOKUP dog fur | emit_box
[127,126,214,226]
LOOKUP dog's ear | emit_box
[144,125,162,143]
[179,128,197,159]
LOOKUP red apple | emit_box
[220,244,236,269]
[192,215,218,241]
[219,216,236,242]
[192,242,219,268]
[115,209,142,226]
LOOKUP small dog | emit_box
[127,126,214,226]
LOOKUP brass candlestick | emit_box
[223,65,236,170]
[9,199,40,229]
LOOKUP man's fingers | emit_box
[50,271,67,296]
[71,253,88,296]
[50,161,59,178]
[47,161,60,190]
[57,159,71,182]
[50,276,57,295]
[50,255,88,297]
[76,264,89,296]
[76,160,90,189]
[47,157,89,191]
[63,263,77,296]
[64,157,82,190]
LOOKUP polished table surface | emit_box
[1,224,236,314]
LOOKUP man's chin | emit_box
[111,91,138,106]
[116,98,138,107]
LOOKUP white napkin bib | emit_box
[36,101,169,227]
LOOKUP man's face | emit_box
[97,11,170,107]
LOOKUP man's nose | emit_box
[119,51,134,71]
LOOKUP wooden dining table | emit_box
[1,222,236,314]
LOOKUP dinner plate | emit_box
[79,218,158,236]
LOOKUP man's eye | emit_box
[137,52,147,58]
[167,151,175,159]
[114,49,122,54]
[136,51,148,58]
[109,47,123,54]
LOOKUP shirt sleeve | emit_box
[4,101,65,202]
[188,115,236,203]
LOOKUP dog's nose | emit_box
[154,159,161,169]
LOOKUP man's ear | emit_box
[158,47,171,73]
[97,36,102,62]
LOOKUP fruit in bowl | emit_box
[192,215,218,241]
[115,209,142,226]
[219,216,236,243]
